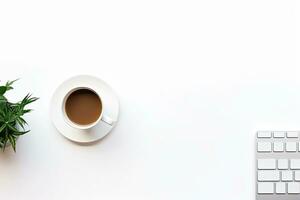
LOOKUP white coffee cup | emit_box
[62,87,114,130]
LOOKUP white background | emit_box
[0,0,299,199]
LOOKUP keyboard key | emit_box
[273,142,284,152]
[276,182,286,194]
[295,171,300,181]
[286,142,297,152]
[258,170,280,181]
[282,171,293,182]
[288,183,300,193]
[257,131,272,138]
[278,159,289,170]
[291,159,300,169]
[287,131,298,138]
[257,159,276,169]
[273,131,285,138]
[258,183,274,194]
[257,142,272,152]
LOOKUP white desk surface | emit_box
[0,0,299,199]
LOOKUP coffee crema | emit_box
[65,89,102,125]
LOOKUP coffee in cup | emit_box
[63,87,113,129]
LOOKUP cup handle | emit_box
[101,115,114,126]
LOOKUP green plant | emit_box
[0,80,38,152]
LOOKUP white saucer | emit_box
[50,75,119,143]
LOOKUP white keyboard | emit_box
[256,131,300,200]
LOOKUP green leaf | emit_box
[7,123,29,135]
[0,96,7,113]
[11,130,29,136]
[2,128,8,151]
[0,79,18,96]
[7,134,16,152]
[2,137,8,151]
[0,112,5,122]
[16,118,25,130]
[23,109,32,114]
[21,94,39,107]
[0,86,6,95]
[5,79,18,91]
[0,124,6,133]
[7,123,20,132]
[0,95,7,102]
[18,117,27,125]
